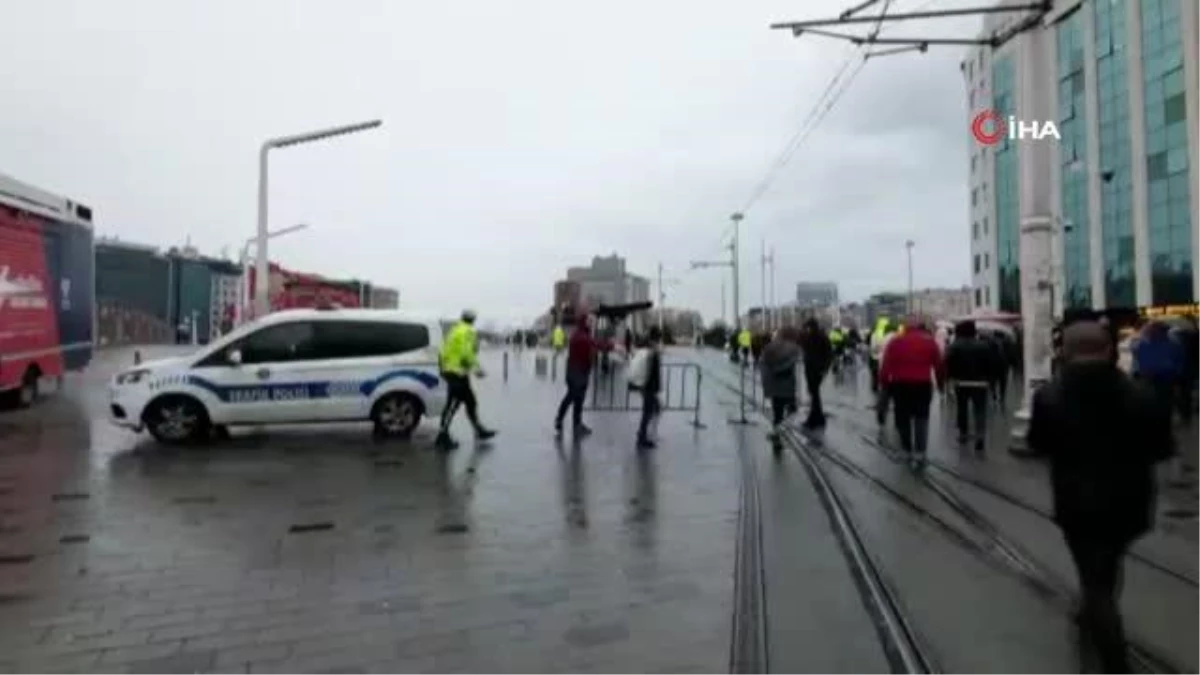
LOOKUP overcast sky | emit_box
[1,0,984,327]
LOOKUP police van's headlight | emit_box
[116,369,151,385]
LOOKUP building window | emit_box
[985,286,991,306]
[971,188,978,206]
[983,217,988,235]
[973,221,979,239]
[970,154,977,173]
[975,287,982,307]
[974,254,981,274]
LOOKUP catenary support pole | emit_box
[1009,22,1057,455]
[731,212,751,425]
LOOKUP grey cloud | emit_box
[1,0,981,325]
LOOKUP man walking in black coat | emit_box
[1028,321,1173,673]
[800,318,832,429]
[945,320,998,452]
[635,326,664,450]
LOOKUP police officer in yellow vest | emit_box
[551,325,566,352]
[435,309,497,450]
[868,318,890,392]
[737,327,752,362]
[829,326,846,372]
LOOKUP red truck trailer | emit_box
[0,172,95,407]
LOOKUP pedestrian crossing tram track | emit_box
[804,398,1187,674]
[827,398,1199,589]
[699,363,937,673]
[698,362,1186,674]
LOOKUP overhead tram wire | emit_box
[735,0,908,218]
[738,44,862,215]
[689,0,913,272]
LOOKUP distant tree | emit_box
[702,324,730,349]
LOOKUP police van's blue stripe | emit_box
[186,369,439,403]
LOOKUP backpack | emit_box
[627,348,651,388]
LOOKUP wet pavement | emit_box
[2,344,1197,673]
[686,347,1199,673]
[0,347,737,673]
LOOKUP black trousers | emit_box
[954,384,988,442]
[992,368,1010,405]
[804,370,825,426]
[637,390,660,441]
[772,396,797,427]
[1177,375,1195,421]
[890,382,933,454]
[1145,377,1178,432]
[439,373,480,433]
[1063,528,1133,673]
[868,358,880,392]
[556,370,589,429]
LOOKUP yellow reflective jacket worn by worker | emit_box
[551,326,566,349]
[440,320,478,376]
[737,329,752,349]
[829,328,845,345]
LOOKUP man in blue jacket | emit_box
[1132,320,1183,432]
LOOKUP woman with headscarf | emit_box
[759,327,801,452]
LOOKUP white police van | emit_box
[108,308,447,444]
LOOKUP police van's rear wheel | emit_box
[372,393,423,438]
[145,395,210,445]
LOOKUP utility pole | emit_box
[691,210,751,425]
[656,262,666,334]
[721,278,727,325]
[769,246,777,332]
[761,242,775,333]
[905,239,915,315]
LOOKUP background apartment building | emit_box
[964,0,1198,313]
[563,253,650,309]
[795,281,840,310]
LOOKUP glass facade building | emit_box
[1057,8,1091,310]
[1139,0,1193,305]
[965,0,1196,313]
[992,55,1021,313]
[1095,0,1136,307]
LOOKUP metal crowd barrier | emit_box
[586,362,705,428]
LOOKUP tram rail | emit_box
[694,357,1187,673]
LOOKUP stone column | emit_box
[1010,19,1059,454]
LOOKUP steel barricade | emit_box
[586,362,705,428]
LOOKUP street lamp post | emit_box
[905,239,915,315]
[655,262,681,336]
[254,119,382,317]
[239,223,310,325]
[693,212,750,424]
[760,242,775,333]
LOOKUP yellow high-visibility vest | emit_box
[440,321,478,375]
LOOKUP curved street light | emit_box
[254,119,382,316]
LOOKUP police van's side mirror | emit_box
[227,349,243,366]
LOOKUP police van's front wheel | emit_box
[144,395,210,445]
[372,393,423,438]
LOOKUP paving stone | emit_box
[2,350,740,673]
[121,649,216,674]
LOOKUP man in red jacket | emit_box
[880,316,946,469]
[555,315,607,437]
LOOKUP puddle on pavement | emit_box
[288,521,335,534]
